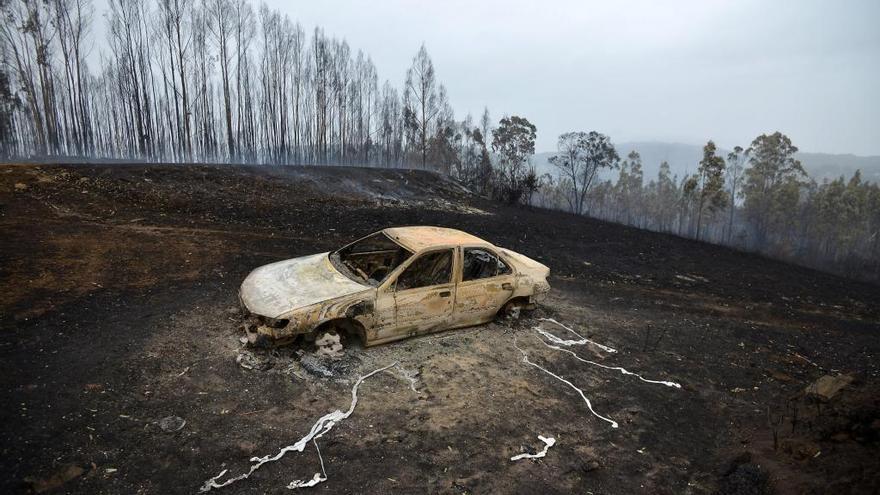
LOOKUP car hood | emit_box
[240,252,370,318]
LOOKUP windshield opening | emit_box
[331,232,413,287]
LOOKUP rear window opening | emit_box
[462,248,511,281]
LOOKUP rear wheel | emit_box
[501,300,523,320]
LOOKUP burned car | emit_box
[239,226,550,352]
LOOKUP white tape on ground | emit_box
[386,365,420,394]
[514,339,619,428]
[199,362,399,492]
[287,439,327,489]
[535,330,681,389]
[537,318,617,354]
[510,435,556,461]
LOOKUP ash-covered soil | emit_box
[1,163,878,495]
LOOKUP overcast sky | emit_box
[256,0,879,155]
[90,0,880,155]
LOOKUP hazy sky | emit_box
[92,0,880,155]
[258,0,878,155]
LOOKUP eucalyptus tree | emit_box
[491,115,536,204]
[159,0,195,159]
[688,140,727,241]
[205,0,236,159]
[549,131,619,215]
[0,0,57,154]
[403,44,439,168]
[725,145,748,243]
[741,132,806,248]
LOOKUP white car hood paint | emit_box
[240,252,370,318]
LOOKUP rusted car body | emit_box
[239,226,550,347]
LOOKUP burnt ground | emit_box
[0,163,878,495]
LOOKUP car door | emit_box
[453,246,516,325]
[378,248,456,340]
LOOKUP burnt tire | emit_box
[243,324,272,348]
[501,300,523,320]
[313,326,345,359]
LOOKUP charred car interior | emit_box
[331,231,413,286]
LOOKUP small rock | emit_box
[238,440,258,454]
[770,371,794,383]
[158,415,186,433]
[780,438,820,460]
[14,182,28,191]
[804,374,854,401]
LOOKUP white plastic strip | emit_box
[287,440,327,489]
[514,339,619,428]
[387,365,420,394]
[537,318,617,354]
[510,435,556,461]
[537,336,681,389]
[199,362,399,492]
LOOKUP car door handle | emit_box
[502,283,513,290]
[439,290,451,297]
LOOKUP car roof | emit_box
[383,226,492,252]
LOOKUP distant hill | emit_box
[532,142,880,184]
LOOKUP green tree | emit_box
[688,140,728,241]
[472,127,494,196]
[654,161,679,232]
[741,132,806,247]
[616,151,644,225]
[725,146,748,243]
[549,131,619,215]
[491,115,536,204]
[0,67,20,155]
[814,176,846,258]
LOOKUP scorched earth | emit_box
[1,163,878,494]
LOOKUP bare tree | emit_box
[156,0,193,159]
[205,0,234,159]
[403,43,439,169]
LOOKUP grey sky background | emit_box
[95,0,880,155]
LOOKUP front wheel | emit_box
[313,326,345,359]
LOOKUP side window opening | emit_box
[463,248,511,281]
[396,250,453,291]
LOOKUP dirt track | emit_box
[1,163,878,494]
